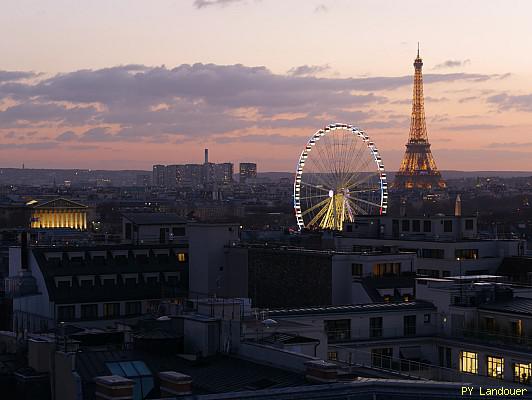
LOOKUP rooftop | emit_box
[478,297,532,317]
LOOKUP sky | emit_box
[1,0,532,171]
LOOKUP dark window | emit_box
[103,303,120,318]
[346,225,353,232]
[438,346,445,367]
[167,275,179,286]
[446,347,452,368]
[401,220,410,232]
[351,263,363,276]
[136,254,148,264]
[404,315,416,336]
[372,348,393,368]
[424,313,431,323]
[81,304,98,320]
[423,220,432,233]
[80,279,93,288]
[125,301,141,316]
[124,277,137,286]
[412,220,421,232]
[370,317,383,338]
[103,278,115,287]
[58,305,75,321]
[484,317,495,332]
[92,256,106,265]
[57,280,71,288]
[465,219,474,230]
[325,319,351,342]
[146,276,158,285]
[172,227,186,236]
[443,220,453,233]
[421,248,444,259]
[125,223,132,239]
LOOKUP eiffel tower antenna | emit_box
[393,47,446,190]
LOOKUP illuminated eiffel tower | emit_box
[394,46,446,190]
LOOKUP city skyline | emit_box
[1,1,532,171]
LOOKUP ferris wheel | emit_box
[294,123,388,231]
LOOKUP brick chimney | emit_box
[304,360,338,383]
[159,371,193,397]
[95,375,135,400]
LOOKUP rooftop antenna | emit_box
[417,42,420,58]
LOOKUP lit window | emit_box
[177,253,186,262]
[328,351,338,361]
[459,351,478,374]
[514,363,531,384]
[487,356,504,379]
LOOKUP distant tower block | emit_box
[204,148,209,164]
[393,46,446,190]
[454,194,462,217]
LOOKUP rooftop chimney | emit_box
[159,371,193,397]
[95,375,134,400]
[304,360,338,383]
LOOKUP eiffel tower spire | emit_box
[393,47,446,190]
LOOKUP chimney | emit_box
[454,194,462,217]
[304,360,338,383]
[95,375,135,400]
[159,371,193,397]
[204,148,209,164]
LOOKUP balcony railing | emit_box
[450,328,532,350]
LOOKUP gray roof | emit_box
[75,350,307,398]
[266,301,435,317]
[478,297,532,316]
[122,212,187,225]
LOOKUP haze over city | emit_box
[1,0,532,171]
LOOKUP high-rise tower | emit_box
[394,46,446,190]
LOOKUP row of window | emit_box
[325,314,430,342]
[56,273,181,288]
[57,301,142,321]
[351,263,402,277]
[459,351,531,383]
[394,219,474,233]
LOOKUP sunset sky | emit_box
[1,0,532,171]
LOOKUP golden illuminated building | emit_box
[29,198,88,230]
[394,46,446,190]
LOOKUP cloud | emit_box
[0,64,507,144]
[441,123,504,131]
[433,59,471,70]
[0,70,39,82]
[314,4,328,13]
[487,92,532,112]
[55,130,78,141]
[288,64,331,76]
[193,0,245,9]
[487,142,532,148]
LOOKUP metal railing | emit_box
[326,325,437,343]
[331,347,523,386]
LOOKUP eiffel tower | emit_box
[394,46,446,190]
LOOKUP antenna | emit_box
[417,42,420,58]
